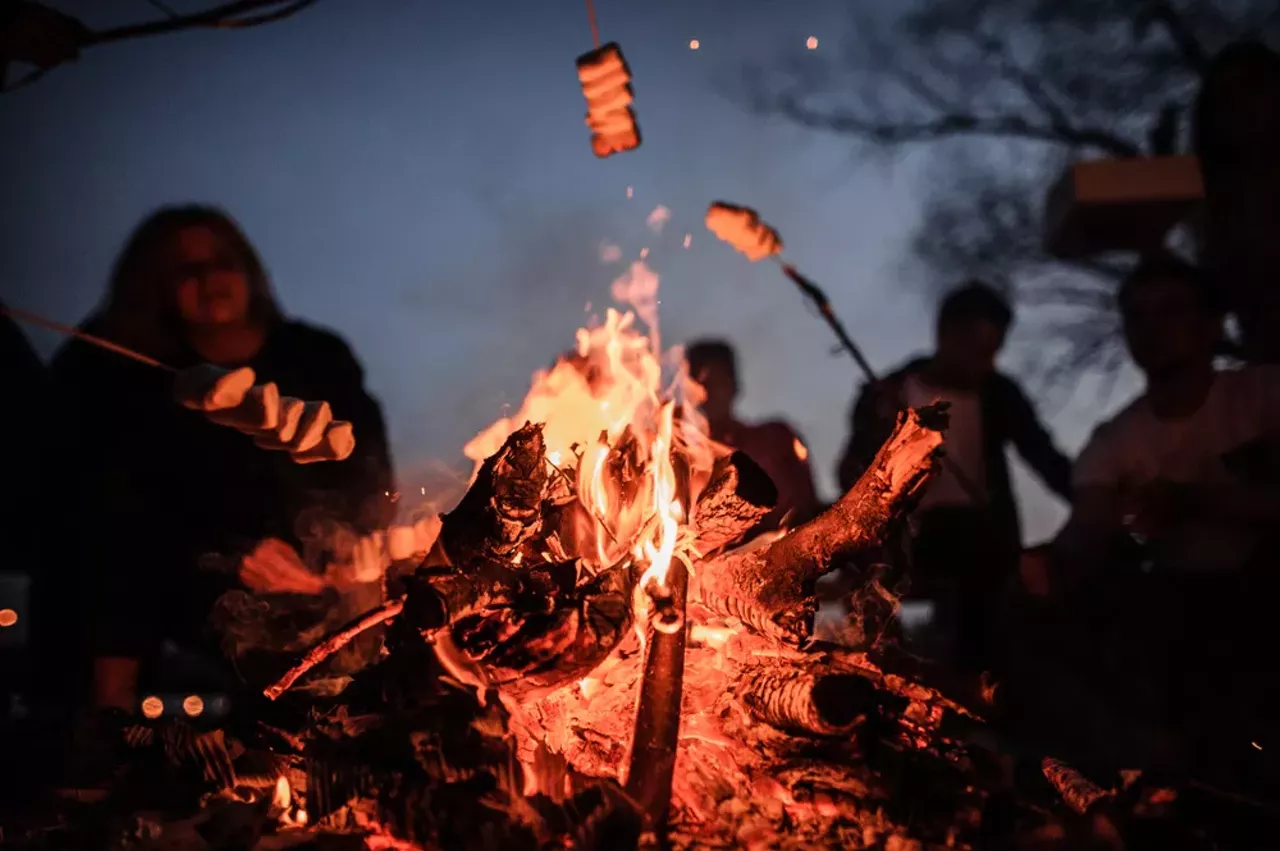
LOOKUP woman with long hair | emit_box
[52,205,394,711]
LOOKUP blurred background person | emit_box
[837,281,1072,673]
[685,338,821,534]
[1035,253,1280,774]
[50,204,394,714]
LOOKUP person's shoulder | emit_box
[1085,395,1148,449]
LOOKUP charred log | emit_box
[738,665,879,737]
[441,421,549,566]
[693,408,942,642]
[691,450,777,554]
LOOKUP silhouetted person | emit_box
[0,302,59,706]
[837,282,1071,672]
[52,205,394,712]
[686,340,820,532]
[1032,254,1280,773]
[1195,41,1280,363]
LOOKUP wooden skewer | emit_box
[1,305,176,373]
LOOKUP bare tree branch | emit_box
[3,0,319,93]
[742,0,1277,393]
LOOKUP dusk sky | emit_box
[1,0,1140,542]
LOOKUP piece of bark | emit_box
[691,450,777,554]
[691,408,942,643]
[738,665,879,737]
[440,422,549,567]
[1042,758,1113,815]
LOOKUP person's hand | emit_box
[240,538,327,595]
[1019,548,1051,598]
[0,1,88,69]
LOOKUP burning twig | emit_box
[263,596,406,700]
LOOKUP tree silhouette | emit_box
[741,0,1279,392]
[2,0,318,93]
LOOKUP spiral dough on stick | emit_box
[577,42,641,158]
[705,202,783,262]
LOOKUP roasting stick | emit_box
[1,304,176,372]
[263,596,406,700]
[704,202,987,505]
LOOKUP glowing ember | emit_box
[688,39,700,50]
[806,36,818,50]
[793,436,808,461]
[140,696,164,719]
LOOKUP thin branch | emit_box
[90,0,317,43]
[142,0,181,18]
[1142,1,1209,74]
[770,88,1141,157]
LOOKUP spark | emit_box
[1252,741,1263,750]
[141,696,164,719]
[640,247,650,259]
[683,234,692,248]
[689,38,700,50]
[183,695,205,717]
[0,608,16,628]
[793,437,809,461]
[626,186,634,198]
[806,36,818,50]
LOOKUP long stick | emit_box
[1,305,175,373]
[774,261,986,504]
[263,596,405,700]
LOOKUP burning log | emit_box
[1042,758,1114,815]
[625,558,688,832]
[690,449,777,554]
[440,422,549,567]
[693,407,943,642]
[738,665,880,738]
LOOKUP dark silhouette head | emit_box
[98,205,281,361]
[1194,40,1280,181]
[685,339,738,425]
[1118,252,1222,379]
[934,280,1012,385]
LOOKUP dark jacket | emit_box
[51,318,394,663]
[836,356,1072,548]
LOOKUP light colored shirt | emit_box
[1073,365,1280,573]
[903,374,987,508]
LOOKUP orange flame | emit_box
[464,259,719,612]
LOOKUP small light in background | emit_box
[183,695,205,717]
[141,696,164,719]
[0,609,17,628]
[806,36,819,50]
[689,38,700,50]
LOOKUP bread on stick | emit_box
[289,400,333,454]
[706,201,783,262]
[576,42,641,158]
[254,396,306,450]
[292,420,355,465]
[207,382,280,432]
[173,364,255,412]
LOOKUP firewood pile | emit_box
[3,297,1272,851]
[4,407,1263,851]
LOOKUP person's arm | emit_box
[1002,377,1074,501]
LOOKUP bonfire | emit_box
[3,261,1235,851]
